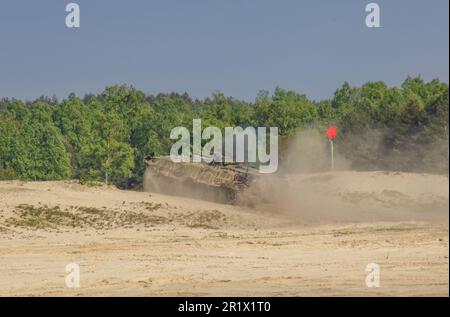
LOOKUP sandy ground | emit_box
[0,171,448,296]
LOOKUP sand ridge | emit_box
[0,171,448,296]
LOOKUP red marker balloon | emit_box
[327,125,337,170]
[327,125,337,140]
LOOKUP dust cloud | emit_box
[279,129,349,173]
[251,129,449,224]
[143,129,449,225]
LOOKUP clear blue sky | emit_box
[0,0,448,101]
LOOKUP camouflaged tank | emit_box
[144,155,261,204]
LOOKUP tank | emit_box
[144,155,261,204]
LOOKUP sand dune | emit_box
[0,171,448,296]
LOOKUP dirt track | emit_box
[0,171,448,296]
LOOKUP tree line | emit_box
[0,76,448,187]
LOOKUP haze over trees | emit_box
[0,76,448,187]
